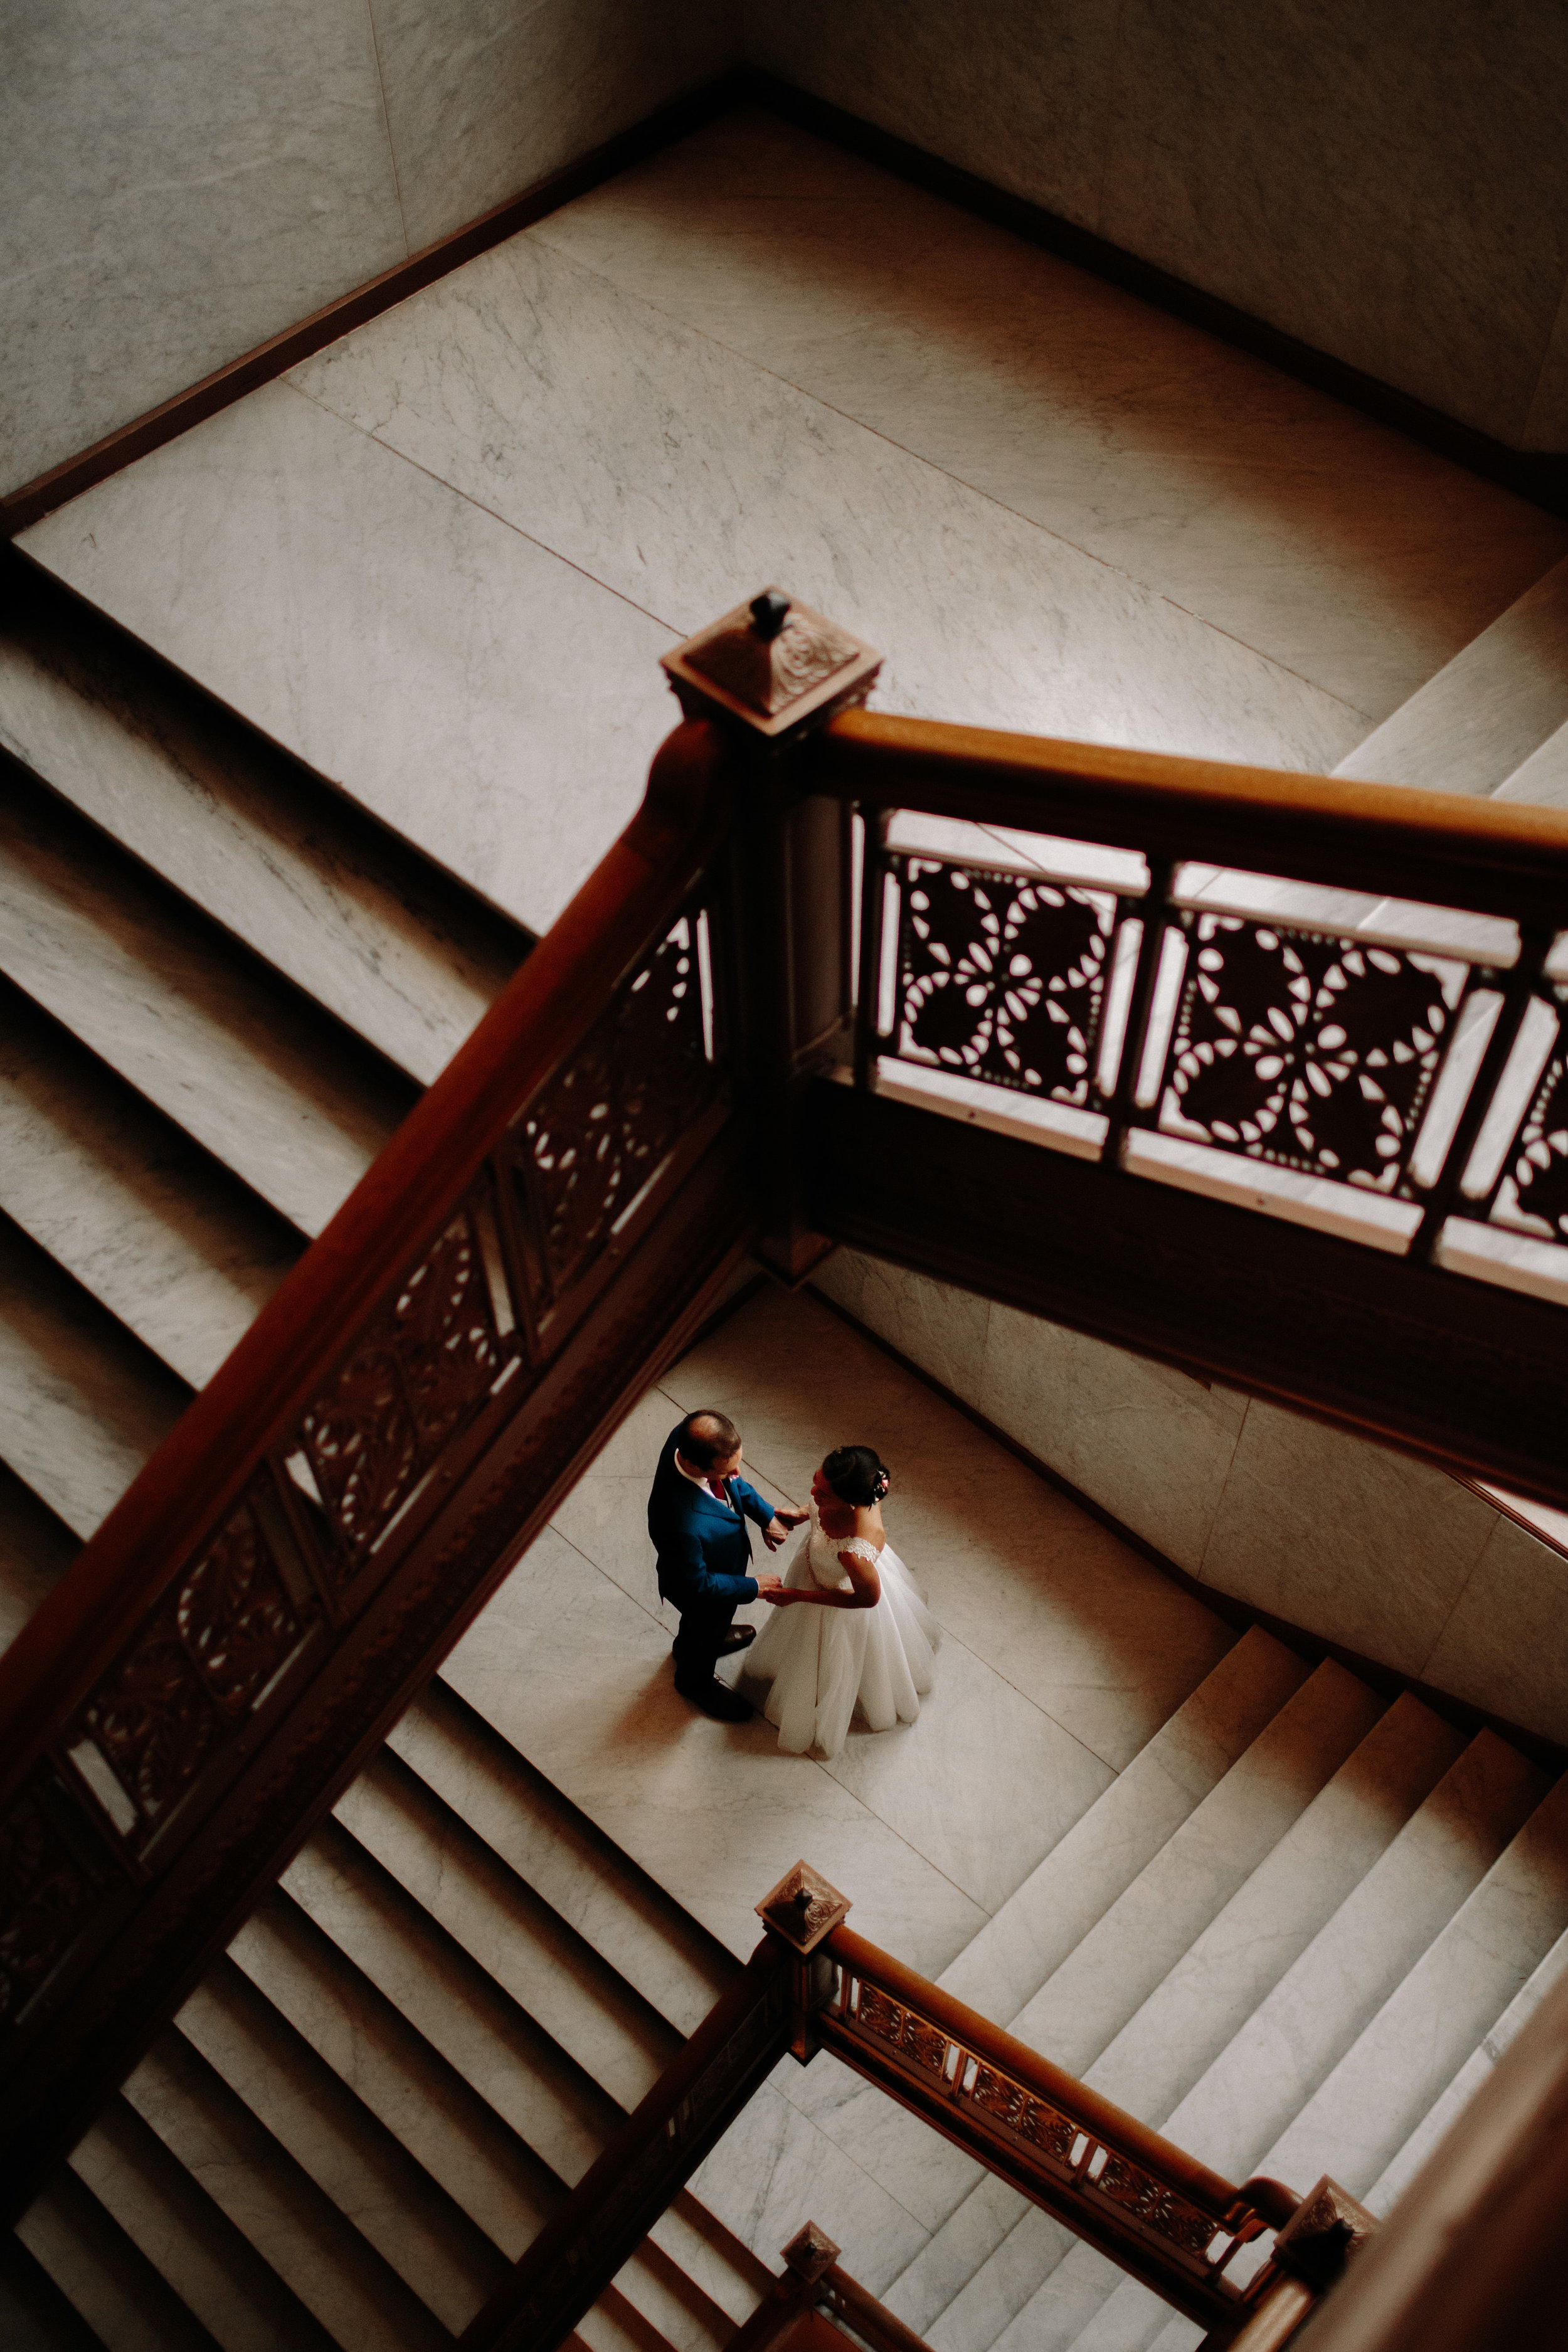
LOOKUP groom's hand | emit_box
[761,1515,795,1549]
[755,1574,785,1599]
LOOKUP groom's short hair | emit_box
[678,1410,741,1471]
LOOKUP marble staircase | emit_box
[0,553,527,1653]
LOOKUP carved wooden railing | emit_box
[0,718,761,2218]
[462,1865,1336,2352]
[798,708,1568,1513]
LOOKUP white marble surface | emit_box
[228,1890,553,2262]
[1263,1771,1568,2199]
[0,0,407,497]
[123,2028,445,2352]
[940,1628,1305,2026]
[1333,553,1568,795]
[175,1959,501,2334]
[925,2203,1076,2352]
[1423,1514,1568,1750]
[0,991,299,1389]
[1491,713,1568,810]
[988,2237,1128,2352]
[0,769,410,1238]
[285,224,1360,773]
[0,623,519,1086]
[1367,1922,1568,2214]
[333,1752,677,2117]
[16,2165,217,2352]
[1086,1693,1465,2126]
[386,1682,733,2038]
[1162,1732,1548,2182]
[19,385,679,939]
[368,0,730,254]
[1009,1662,1383,2077]
[282,1820,614,2193]
[70,2091,338,2352]
[536,109,1568,724]
[0,1214,189,1540]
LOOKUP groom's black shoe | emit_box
[674,1626,755,1659]
[674,1673,753,1722]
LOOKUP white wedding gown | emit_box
[744,1502,940,1759]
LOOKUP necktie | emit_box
[709,1478,728,1504]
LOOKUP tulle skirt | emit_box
[744,1537,940,1760]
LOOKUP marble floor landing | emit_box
[440,1278,1237,2295]
[19,111,1567,940]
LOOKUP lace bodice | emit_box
[807,1500,882,1589]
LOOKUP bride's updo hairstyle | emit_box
[824,1445,891,1507]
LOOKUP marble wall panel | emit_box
[1423,1517,1568,1749]
[1196,1406,1498,1677]
[979,1300,1245,1578]
[740,0,1120,230]
[1094,0,1568,448]
[369,0,732,255]
[1,0,407,497]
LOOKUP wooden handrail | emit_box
[813,707,1568,919]
[818,1925,1295,2331]
[816,2263,936,2352]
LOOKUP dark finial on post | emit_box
[756,1860,852,1953]
[662,588,881,738]
[750,588,792,639]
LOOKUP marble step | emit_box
[0,558,526,1085]
[989,1697,1468,2352]
[0,760,415,1237]
[1085,1692,1465,2127]
[122,2025,448,2352]
[280,1817,617,2191]
[1261,1769,1568,2200]
[14,2164,221,2352]
[0,1210,189,1542]
[939,1628,1309,2026]
[605,2238,736,2352]
[1012,1660,1385,2079]
[1333,551,1568,796]
[1160,1729,1550,2185]
[401,1677,738,2037]
[1367,1921,1568,2215]
[176,1954,507,2333]
[334,1746,682,2114]
[0,1458,78,1656]
[0,978,302,1389]
[579,2283,681,2352]
[227,1885,558,2260]
[1491,712,1568,810]
[1051,2272,1184,2352]
[0,2228,107,2352]
[894,1663,1384,2349]
[66,2092,340,2352]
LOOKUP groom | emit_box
[648,1409,807,1721]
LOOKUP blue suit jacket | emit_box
[647,1426,776,1609]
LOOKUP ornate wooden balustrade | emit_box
[5,580,1568,2282]
[462,1865,1340,2352]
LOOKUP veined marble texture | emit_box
[0,0,407,497]
[283,226,1361,773]
[0,622,519,1087]
[19,385,677,940]
[533,110,1568,726]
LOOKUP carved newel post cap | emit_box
[661,586,882,738]
[1271,2176,1377,2289]
[780,2220,840,2282]
[756,1859,851,1954]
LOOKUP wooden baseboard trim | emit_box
[802,1274,1568,1779]
[0,68,751,542]
[741,68,1568,517]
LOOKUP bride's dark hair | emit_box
[824,1444,891,1507]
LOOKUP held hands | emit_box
[754,1574,788,1605]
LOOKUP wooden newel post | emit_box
[661,590,882,1286]
[756,1859,852,2063]
[1202,2177,1377,2351]
[724,2222,843,2352]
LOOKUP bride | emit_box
[744,1445,939,1760]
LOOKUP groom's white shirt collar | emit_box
[674,1452,736,1511]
